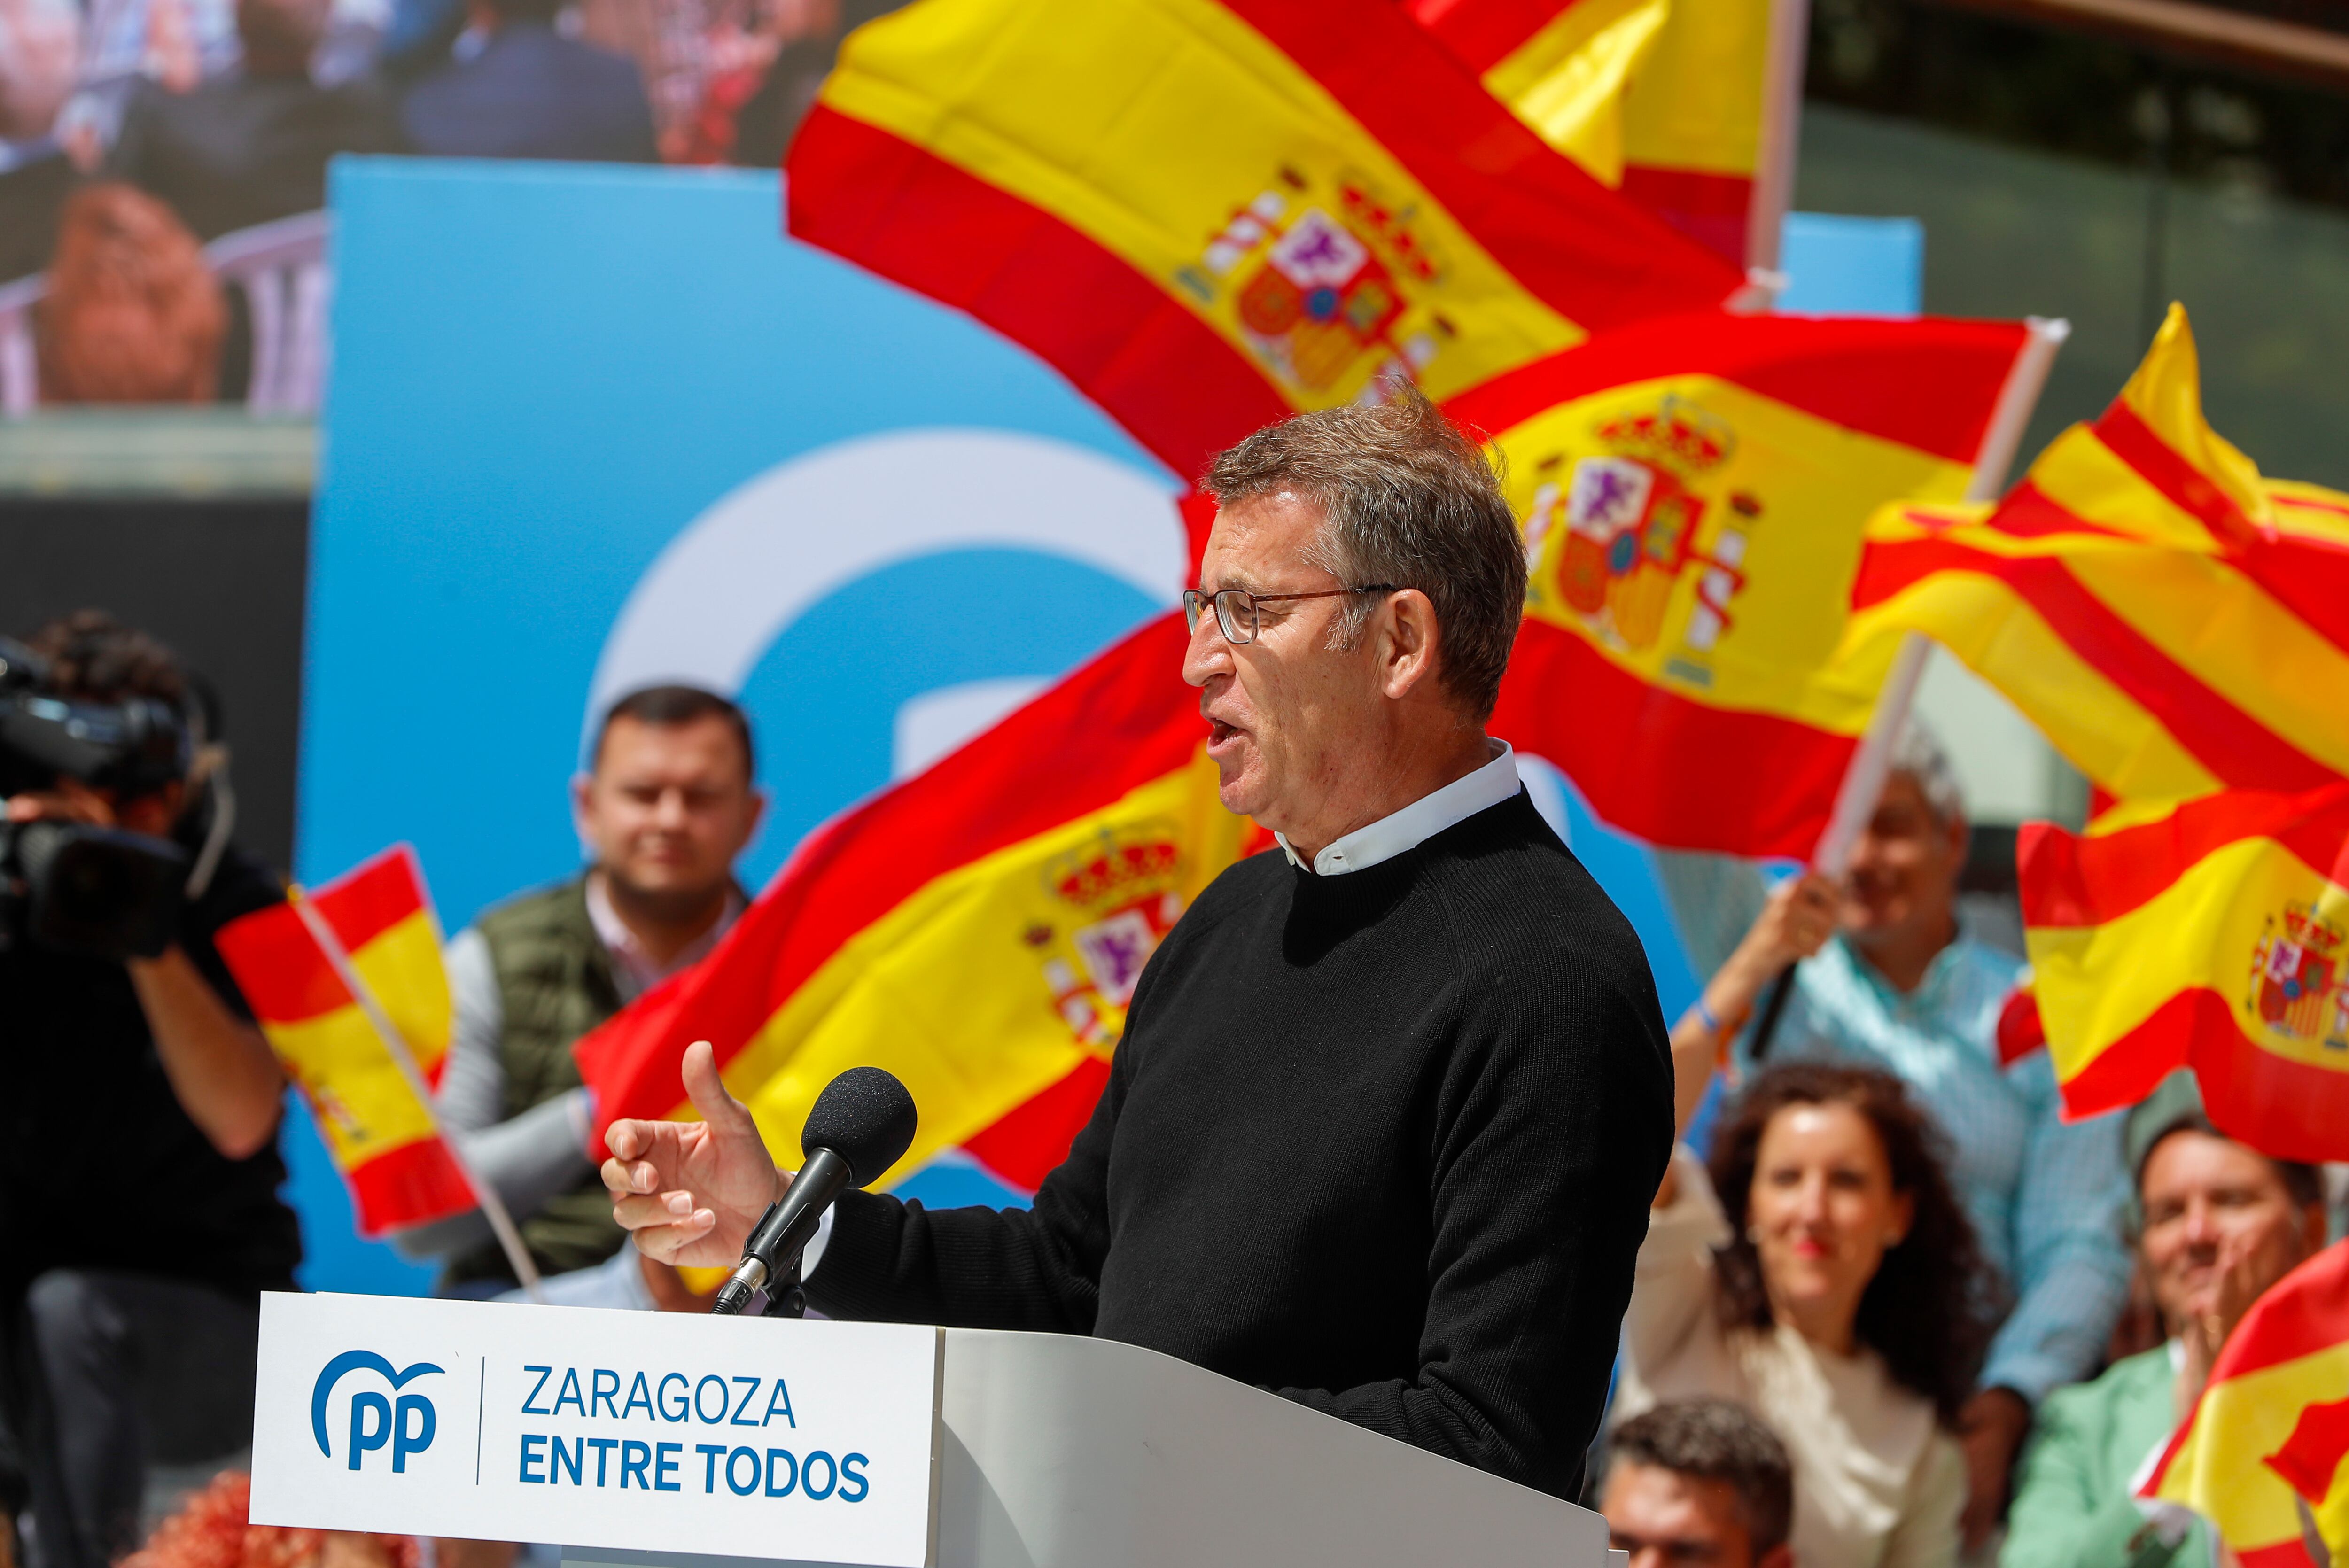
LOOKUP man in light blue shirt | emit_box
[1659,722,2131,1555]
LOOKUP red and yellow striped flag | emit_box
[2144,1238,2349,1568]
[1849,305,2349,806]
[2018,783,2349,1161]
[786,0,1744,481]
[1448,310,2035,858]
[1404,0,1776,264]
[574,613,1255,1191]
[215,846,475,1234]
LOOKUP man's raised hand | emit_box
[601,1040,786,1267]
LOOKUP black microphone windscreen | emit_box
[801,1067,918,1188]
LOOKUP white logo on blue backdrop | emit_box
[585,427,1183,809]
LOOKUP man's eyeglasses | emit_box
[1182,584,1398,646]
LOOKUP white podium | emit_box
[251,1294,1615,1568]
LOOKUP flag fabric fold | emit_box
[787,0,1743,479]
[1405,0,1774,262]
[1849,305,2349,807]
[214,846,474,1235]
[2144,1238,2349,1568]
[1447,310,2032,857]
[2018,782,2349,1161]
[574,613,1258,1192]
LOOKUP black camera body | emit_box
[0,638,193,961]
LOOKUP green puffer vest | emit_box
[446,876,627,1285]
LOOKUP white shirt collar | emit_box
[1276,740,1520,877]
[585,873,745,1000]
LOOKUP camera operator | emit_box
[0,612,299,1568]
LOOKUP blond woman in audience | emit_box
[1615,1062,1995,1568]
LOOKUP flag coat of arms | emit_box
[787,0,1744,479]
[1404,0,1776,262]
[2144,1238,2349,1567]
[214,846,475,1234]
[2017,783,2349,1163]
[574,613,1256,1193]
[1446,310,2033,858]
[1849,305,2349,807]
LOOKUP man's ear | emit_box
[1755,1540,1795,1568]
[1377,588,1441,700]
[570,772,598,851]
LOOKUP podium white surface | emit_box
[251,1294,1611,1568]
[868,1325,1605,1568]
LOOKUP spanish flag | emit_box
[574,613,1254,1191]
[2018,783,2349,1161]
[215,846,475,1234]
[1849,305,2349,806]
[1450,310,2036,858]
[786,0,1745,480]
[2144,1238,2349,1568]
[1404,0,1777,264]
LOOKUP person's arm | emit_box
[2001,1394,2193,1568]
[1665,872,1838,1135]
[388,931,596,1260]
[1879,1432,1966,1568]
[1968,1056,2134,1544]
[1277,936,1676,1498]
[10,784,285,1160]
[1982,1059,2134,1403]
[127,946,286,1159]
[1624,1145,1733,1375]
[801,1052,1117,1333]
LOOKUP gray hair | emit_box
[1203,388,1525,722]
[1890,715,1965,825]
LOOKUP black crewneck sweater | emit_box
[809,790,1673,1497]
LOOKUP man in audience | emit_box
[399,0,657,162]
[2002,1072,2328,1568]
[105,0,405,242]
[393,685,762,1290]
[1602,1400,1796,1568]
[37,184,226,403]
[0,612,300,1568]
[1660,722,2132,1549]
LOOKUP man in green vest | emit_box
[2003,1072,2329,1568]
[395,684,763,1292]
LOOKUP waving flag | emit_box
[1405,0,1777,263]
[1447,310,2034,857]
[787,0,1743,480]
[1849,305,2349,806]
[2144,1239,2349,1568]
[215,846,474,1234]
[2018,783,2349,1161]
[575,614,1257,1192]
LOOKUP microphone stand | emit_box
[770,1257,806,1320]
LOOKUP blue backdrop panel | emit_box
[1778,212,1925,316]
[293,159,1910,1293]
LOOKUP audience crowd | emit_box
[0,0,907,401]
[0,606,2337,1568]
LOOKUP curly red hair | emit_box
[118,1473,420,1568]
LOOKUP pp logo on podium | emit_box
[312,1351,445,1473]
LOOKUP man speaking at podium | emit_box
[604,393,1675,1498]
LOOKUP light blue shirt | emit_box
[1662,854,2132,1406]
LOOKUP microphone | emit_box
[710,1066,917,1317]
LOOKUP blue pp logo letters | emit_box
[313,1351,444,1473]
